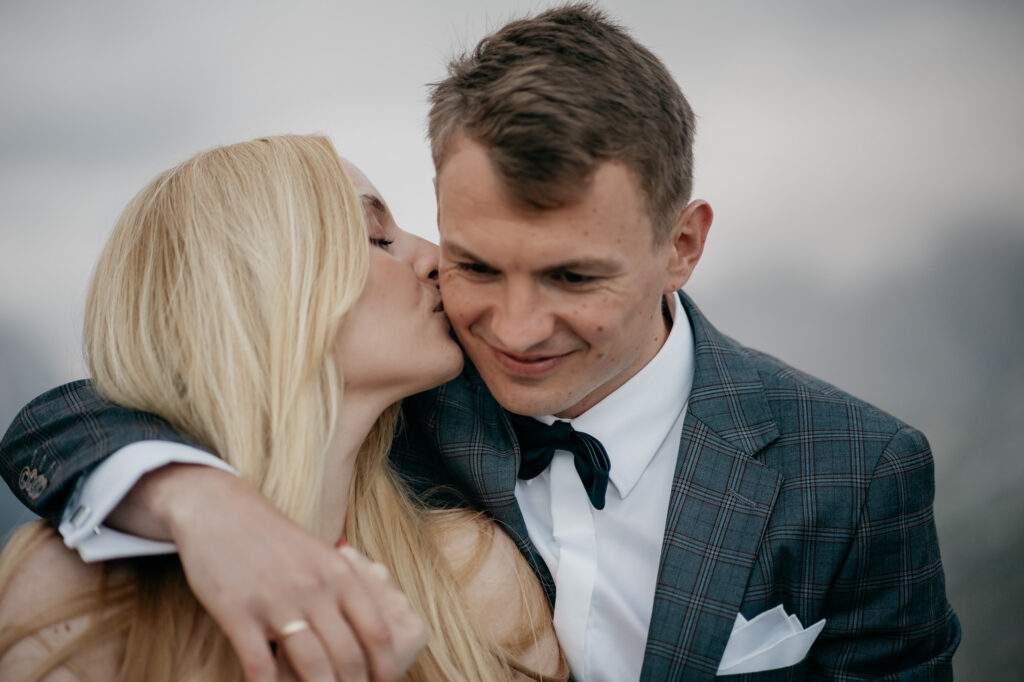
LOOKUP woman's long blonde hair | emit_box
[87,135,365,534]
[0,135,551,681]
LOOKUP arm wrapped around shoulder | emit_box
[0,379,198,524]
[812,426,960,680]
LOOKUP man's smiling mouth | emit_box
[489,347,576,377]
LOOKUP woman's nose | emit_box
[406,232,440,285]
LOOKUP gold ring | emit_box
[278,619,311,638]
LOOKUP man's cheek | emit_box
[445,282,482,315]
[442,293,476,333]
[438,267,460,292]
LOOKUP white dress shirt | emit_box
[60,440,236,560]
[515,293,694,682]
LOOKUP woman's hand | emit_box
[336,545,430,675]
[274,546,429,681]
[115,463,415,682]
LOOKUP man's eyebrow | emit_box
[547,258,620,272]
[442,241,484,261]
[443,240,619,272]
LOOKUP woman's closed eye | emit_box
[370,237,394,249]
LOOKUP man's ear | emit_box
[663,199,713,293]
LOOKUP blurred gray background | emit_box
[2,1,1021,678]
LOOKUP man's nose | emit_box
[488,281,554,353]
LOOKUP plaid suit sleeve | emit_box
[809,426,960,681]
[0,379,200,525]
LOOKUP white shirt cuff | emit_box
[58,441,237,562]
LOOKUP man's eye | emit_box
[457,262,496,275]
[370,238,394,249]
[554,271,591,284]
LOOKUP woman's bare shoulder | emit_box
[0,524,122,680]
[0,525,105,615]
[429,510,566,681]
[431,511,530,609]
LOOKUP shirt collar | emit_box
[538,293,695,498]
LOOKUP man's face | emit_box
[436,135,697,418]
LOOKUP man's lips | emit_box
[489,346,575,377]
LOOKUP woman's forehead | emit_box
[340,157,382,202]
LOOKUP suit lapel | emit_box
[640,293,783,680]
[432,369,557,602]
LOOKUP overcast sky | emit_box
[2,0,1023,382]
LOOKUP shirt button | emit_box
[70,505,91,528]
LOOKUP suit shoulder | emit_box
[721,341,933,481]
[740,343,914,434]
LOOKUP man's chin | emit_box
[482,376,578,418]
[462,344,584,415]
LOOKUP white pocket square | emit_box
[716,605,826,676]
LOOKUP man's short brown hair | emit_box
[428,3,696,239]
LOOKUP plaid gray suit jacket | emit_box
[2,292,958,680]
[392,292,959,680]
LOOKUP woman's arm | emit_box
[1,384,411,682]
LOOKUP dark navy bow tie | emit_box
[510,414,611,509]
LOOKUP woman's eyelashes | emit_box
[370,237,394,249]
